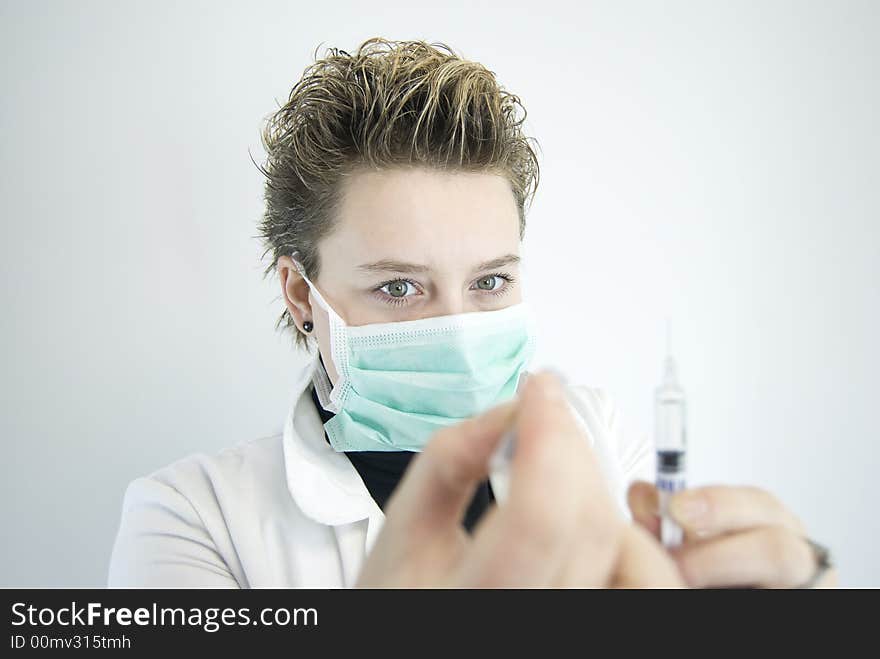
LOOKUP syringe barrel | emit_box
[654,386,686,452]
[654,350,686,549]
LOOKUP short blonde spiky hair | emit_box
[255,37,541,349]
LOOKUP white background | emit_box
[2,0,877,586]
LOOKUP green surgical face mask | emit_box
[294,259,538,452]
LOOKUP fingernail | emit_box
[630,481,660,516]
[669,492,708,525]
[532,370,566,400]
[542,367,568,385]
[643,483,661,515]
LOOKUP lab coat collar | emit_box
[281,349,386,552]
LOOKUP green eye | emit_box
[476,276,499,291]
[383,280,413,298]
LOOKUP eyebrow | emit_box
[356,254,521,275]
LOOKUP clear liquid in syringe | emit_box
[655,324,687,549]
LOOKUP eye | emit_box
[474,275,504,292]
[472,272,515,297]
[382,280,415,298]
[379,279,418,298]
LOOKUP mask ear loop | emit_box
[291,255,352,413]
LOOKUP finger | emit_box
[668,485,806,538]
[457,371,596,586]
[614,524,685,588]
[672,526,816,588]
[627,481,661,540]
[539,372,628,587]
[508,371,606,504]
[385,397,518,535]
[627,482,709,545]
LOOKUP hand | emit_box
[627,481,838,588]
[356,371,683,588]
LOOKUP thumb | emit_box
[627,480,661,540]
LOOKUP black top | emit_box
[309,359,494,534]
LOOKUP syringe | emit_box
[655,324,687,549]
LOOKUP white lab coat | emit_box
[107,350,653,587]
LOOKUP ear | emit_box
[277,255,312,331]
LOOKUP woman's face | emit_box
[278,165,523,385]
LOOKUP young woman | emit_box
[108,37,834,588]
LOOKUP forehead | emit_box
[324,166,521,265]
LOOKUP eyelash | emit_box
[373,272,517,307]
